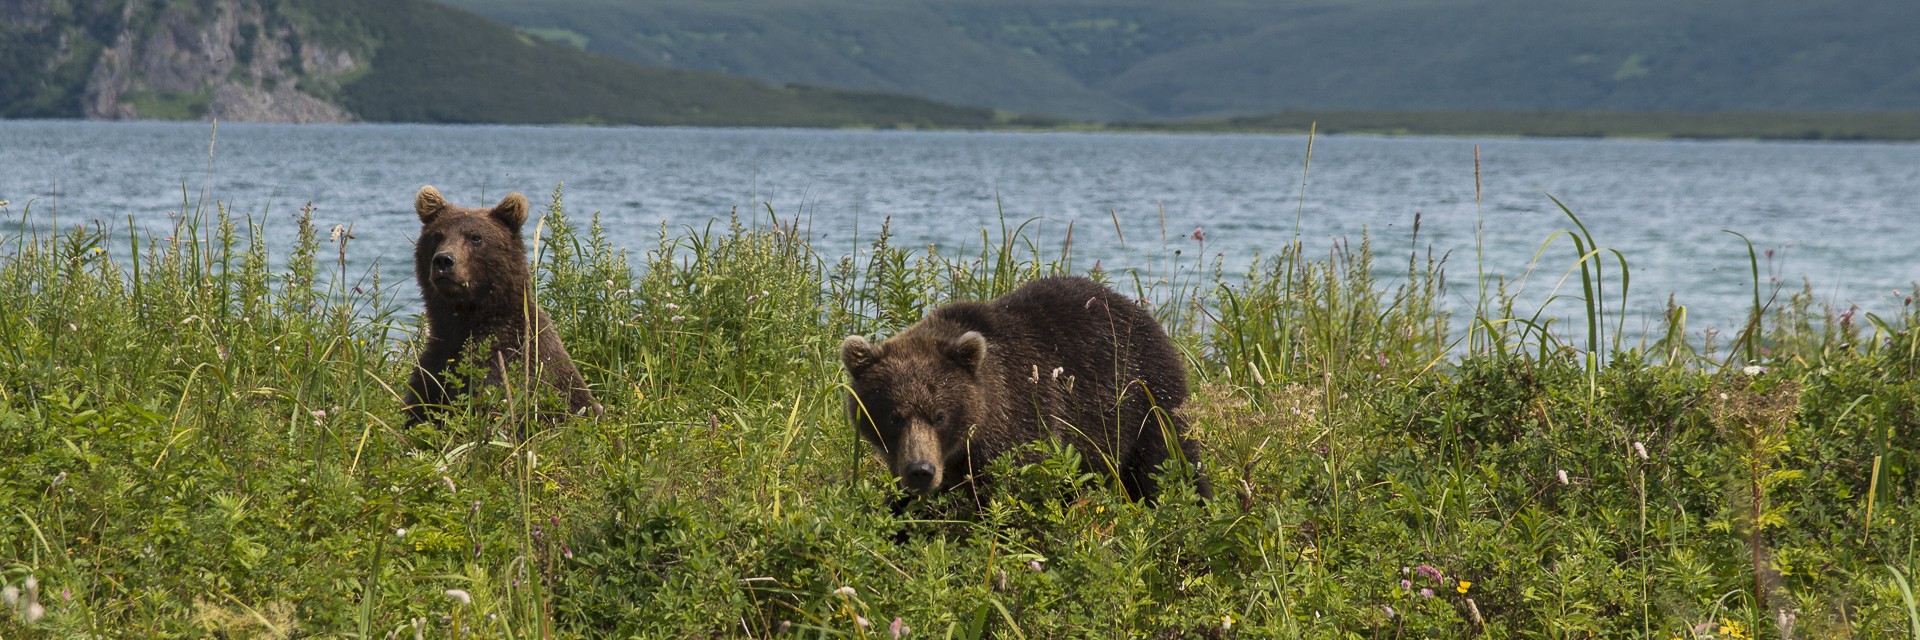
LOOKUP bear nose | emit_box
[901,462,937,493]
[432,252,455,271]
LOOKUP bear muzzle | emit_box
[430,252,469,294]
[893,422,945,494]
[901,461,938,493]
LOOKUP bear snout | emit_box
[901,461,938,493]
[432,252,456,272]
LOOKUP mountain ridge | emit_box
[0,0,998,128]
[443,0,1920,121]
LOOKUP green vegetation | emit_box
[0,0,997,128]
[518,27,591,51]
[445,0,1920,120]
[2,166,1917,636]
[118,91,212,121]
[1115,110,1920,141]
[306,0,995,128]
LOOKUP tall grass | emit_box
[0,182,1916,638]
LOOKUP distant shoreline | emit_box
[10,110,1920,142]
[1097,110,1920,142]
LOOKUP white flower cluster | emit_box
[2,575,45,625]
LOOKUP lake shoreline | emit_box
[11,109,1920,142]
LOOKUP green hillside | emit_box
[309,0,995,127]
[444,0,1920,120]
[0,0,996,128]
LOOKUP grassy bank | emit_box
[1111,111,1920,142]
[0,187,1916,638]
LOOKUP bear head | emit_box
[840,328,987,494]
[413,185,531,305]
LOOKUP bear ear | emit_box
[841,335,880,372]
[415,185,447,222]
[491,192,530,229]
[946,331,987,374]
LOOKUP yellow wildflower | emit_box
[1456,580,1472,594]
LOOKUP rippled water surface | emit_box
[4,120,1917,332]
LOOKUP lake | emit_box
[4,120,1917,339]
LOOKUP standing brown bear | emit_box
[840,276,1211,502]
[406,185,599,424]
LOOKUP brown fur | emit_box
[405,185,600,424]
[841,276,1210,501]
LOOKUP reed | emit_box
[0,177,1914,637]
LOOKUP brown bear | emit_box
[405,185,600,424]
[840,275,1211,502]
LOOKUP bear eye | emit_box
[466,234,484,245]
[933,410,949,424]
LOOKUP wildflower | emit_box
[1190,226,1205,242]
[562,542,574,560]
[670,315,686,322]
[444,589,472,605]
[834,586,857,598]
[1400,579,1412,591]
[1634,441,1649,460]
[1456,580,1472,594]
[2,585,16,606]
[855,615,870,630]
[891,616,910,638]
[1249,365,1266,386]
[1381,605,1395,618]
[1222,614,1233,629]
[1719,617,1750,640]
[91,247,105,254]
[1028,559,1045,572]
[442,476,457,493]
[24,602,44,624]
[1050,366,1064,380]
[777,620,792,634]
[663,302,681,312]
[396,527,408,537]
[1419,588,1434,599]
[1030,365,1040,383]
[1557,469,1570,485]
[1415,564,1443,582]
[1466,598,1483,625]
[1742,364,1766,376]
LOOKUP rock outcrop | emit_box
[5,0,363,122]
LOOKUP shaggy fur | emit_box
[405,185,599,423]
[841,276,1210,501]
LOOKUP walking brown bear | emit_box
[405,185,600,424]
[839,275,1211,503]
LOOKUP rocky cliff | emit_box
[0,0,998,128]
[4,0,365,122]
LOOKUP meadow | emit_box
[0,180,1916,638]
